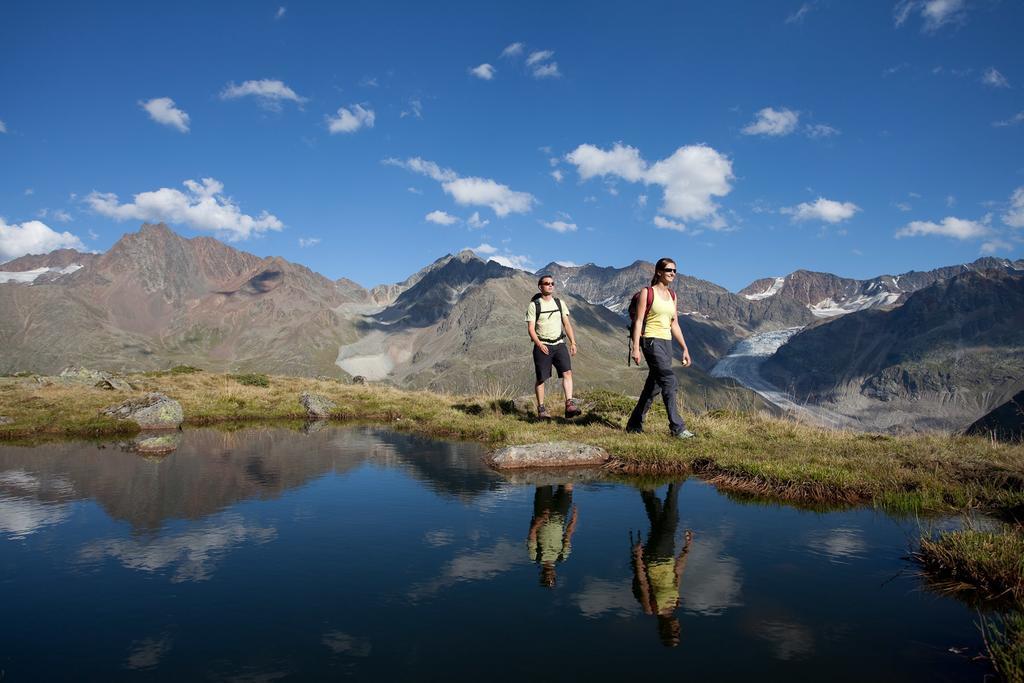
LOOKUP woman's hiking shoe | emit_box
[564,398,582,418]
[674,429,696,439]
[537,405,552,420]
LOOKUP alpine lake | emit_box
[0,425,993,681]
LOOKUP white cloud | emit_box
[86,177,283,241]
[501,42,524,58]
[566,142,734,227]
[894,0,967,32]
[895,216,991,240]
[52,209,72,222]
[469,242,498,255]
[781,197,861,223]
[786,2,817,24]
[895,202,912,212]
[359,76,379,88]
[467,211,489,229]
[566,143,646,182]
[980,238,1012,254]
[465,243,532,270]
[526,50,554,66]
[541,219,577,233]
[883,63,910,77]
[805,123,840,138]
[993,111,1024,128]
[0,218,87,261]
[426,210,459,225]
[219,79,307,110]
[387,157,536,217]
[532,62,561,79]
[742,107,800,136]
[383,157,458,183]
[24,188,33,196]
[945,194,956,207]
[1004,187,1024,228]
[637,194,648,207]
[470,64,496,80]
[0,119,6,133]
[653,215,686,231]
[298,237,320,248]
[275,6,286,19]
[551,169,564,183]
[555,260,580,267]
[445,177,535,216]
[407,187,423,195]
[400,98,423,119]
[139,97,190,133]
[327,104,375,134]
[982,67,1010,88]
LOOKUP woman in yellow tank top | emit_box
[626,257,695,438]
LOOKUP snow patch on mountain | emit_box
[0,264,82,284]
[743,277,785,300]
[809,291,901,318]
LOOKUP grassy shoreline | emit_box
[1,371,1022,517]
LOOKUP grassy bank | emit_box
[1,371,1022,518]
[915,528,1024,682]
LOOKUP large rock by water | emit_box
[488,442,610,469]
[101,393,183,430]
[300,392,336,419]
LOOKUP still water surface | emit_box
[0,427,985,680]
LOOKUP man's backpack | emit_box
[531,294,565,344]
[627,287,676,365]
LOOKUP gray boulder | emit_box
[300,392,336,419]
[352,376,367,385]
[102,393,183,430]
[488,441,610,469]
[0,416,12,425]
[95,376,132,391]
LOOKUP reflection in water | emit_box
[408,539,524,601]
[124,635,173,670]
[79,513,277,582]
[322,631,372,657]
[756,619,815,661]
[572,578,641,619]
[527,485,578,588]
[0,427,988,681]
[679,531,744,616]
[806,527,867,564]
[630,483,693,647]
[0,428,497,532]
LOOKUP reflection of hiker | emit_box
[526,275,581,419]
[527,485,579,588]
[630,483,693,647]
[626,257,695,438]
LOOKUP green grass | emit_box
[0,372,1022,519]
[984,611,1024,683]
[228,373,270,387]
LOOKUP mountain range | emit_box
[2,223,1021,433]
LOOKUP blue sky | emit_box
[2,0,1022,291]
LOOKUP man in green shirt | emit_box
[525,274,581,419]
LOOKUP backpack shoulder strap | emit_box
[534,298,542,322]
[554,297,563,316]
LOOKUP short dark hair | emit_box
[538,274,554,286]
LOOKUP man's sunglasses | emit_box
[540,282,555,286]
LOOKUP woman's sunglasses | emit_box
[660,268,677,273]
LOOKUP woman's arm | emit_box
[630,291,648,365]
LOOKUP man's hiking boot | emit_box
[564,398,582,418]
[674,429,696,439]
[537,405,552,420]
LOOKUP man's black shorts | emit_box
[533,343,571,383]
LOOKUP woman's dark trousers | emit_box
[626,338,686,435]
